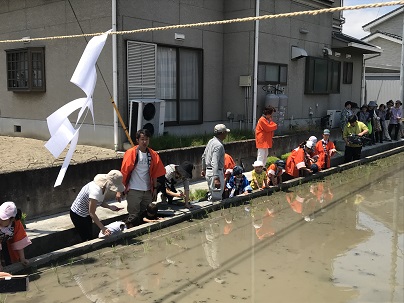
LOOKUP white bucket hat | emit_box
[252,160,264,167]
[94,170,125,192]
[0,201,17,220]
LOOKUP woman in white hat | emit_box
[70,170,125,241]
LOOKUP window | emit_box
[305,57,340,94]
[6,47,45,92]
[157,46,202,125]
[329,60,341,93]
[127,42,202,125]
[258,63,287,85]
[343,62,353,84]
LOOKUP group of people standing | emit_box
[340,99,402,162]
[341,99,403,143]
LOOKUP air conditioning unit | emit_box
[129,99,165,137]
[326,110,341,129]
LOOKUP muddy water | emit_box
[5,153,404,303]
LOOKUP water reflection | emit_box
[285,181,334,222]
[5,153,404,303]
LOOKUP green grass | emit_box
[150,129,254,150]
[189,189,208,201]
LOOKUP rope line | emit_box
[0,1,403,44]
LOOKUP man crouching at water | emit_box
[343,115,369,163]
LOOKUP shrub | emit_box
[266,156,280,168]
[280,152,291,161]
[150,129,254,151]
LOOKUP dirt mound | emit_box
[0,136,121,173]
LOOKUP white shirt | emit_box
[129,151,150,190]
[98,221,126,238]
[165,164,190,191]
[71,181,105,217]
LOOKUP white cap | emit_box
[308,136,317,144]
[305,140,314,149]
[214,124,230,133]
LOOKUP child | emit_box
[98,221,127,238]
[250,160,268,190]
[315,129,337,170]
[222,169,233,199]
[266,160,285,186]
[141,203,164,224]
[0,202,31,270]
[226,166,252,198]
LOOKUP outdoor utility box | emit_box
[327,110,341,129]
[239,75,251,87]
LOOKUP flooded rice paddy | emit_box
[4,153,404,303]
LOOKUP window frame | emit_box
[5,47,46,92]
[157,45,203,126]
[305,56,340,94]
[342,61,353,84]
[258,62,288,85]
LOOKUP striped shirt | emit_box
[71,181,105,217]
[201,136,225,176]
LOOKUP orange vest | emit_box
[255,116,277,148]
[285,147,306,177]
[121,146,166,191]
[315,140,336,170]
[224,153,236,171]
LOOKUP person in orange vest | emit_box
[255,106,278,163]
[285,141,318,178]
[266,159,285,186]
[119,129,166,227]
[315,129,337,170]
[224,153,235,172]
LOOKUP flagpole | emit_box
[112,0,119,151]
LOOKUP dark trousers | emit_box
[388,124,400,140]
[369,121,376,144]
[344,146,362,163]
[375,122,384,143]
[70,210,93,242]
[156,175,177,203]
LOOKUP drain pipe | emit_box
[252,0,260,130]
[112,0,119,151]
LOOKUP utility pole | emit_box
[400,14,404,102]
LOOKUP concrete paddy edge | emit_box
[6,144,404,274]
